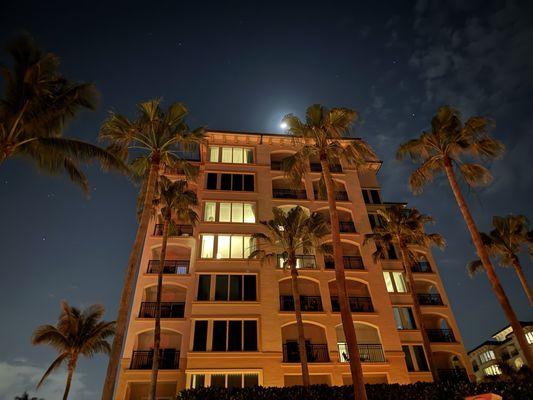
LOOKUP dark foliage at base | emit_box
[177,380,533,400]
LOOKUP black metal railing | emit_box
[283,343,329,363]
[417,293,443,305]
[272,188,307,199]
[427,329,456,342]
[324,255,364,270]
[310,163,342,173]
[338,343,385,363]
[339,221,356,233]
[139,302,185,318]
[438,368,468,381]
[411,261,432,273]
[313,191,349,201]
[331,296,373,312]
[130,349,180,369]
[277,255,318,269]
[153,224,193,236]
[147,260,189,275]
[280,295,323,312]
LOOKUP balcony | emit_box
[330,296,373,312]
[270,161,282,170]
[411,261,432,273]
[314,191,349,201]
[339,221,356,233]
[283,343,329,363]
[280,295,323,312]
[130,349,180,370]
[324,255,364,270]
[277,255,318,269]
[310,163,342,173]
[338,343,385,363]
[417,293,443,305]
[272,188,307,199]
[153,224,193,237]
[138,302,185,318]
[427,329,456,342]
[438,368,468,381]
[147,260,189,275]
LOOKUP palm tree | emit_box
[281,104,377,399]
[149,176,198,400]
[0,32,126,193]
[32,302,115,400]
[365,205,445,380]
[98,99,204,399]
[15,392,43,400]
[249,206,328,387]
[397,105,533,367]
[467,215,533,305]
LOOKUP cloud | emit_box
[0,361,91,400]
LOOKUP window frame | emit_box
[202,201,257,223]
[196,273,257,302]
[207,146,255,164]
[383,271,408,293]
[200,234,255,259]
[204,173,255,192]
[191,319,259,352]
[393,306,417,330]
[189,372,260,389]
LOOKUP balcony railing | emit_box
[280,295,323,312]
[272,188,307,199]
[310,163,342,173]
[314,191,349,201]
[139,302,185,318]
[153,224,193,237]
[417,293,443,305]
[338,343,385,363]
[331,296,373,312]
[437,368,468,381]
[277,255,318,269]
[339,221,356,233]
[427,329,456,342]
[283,343,329,363]
[147,260,189,275]
[411,261,432,273]
[324,256,364,270]
[130,349,180,369]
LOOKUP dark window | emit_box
[387,244,398,259]
[211,374,225,387]
[193,321,208,351]
[244,373,259,387]
[369,214,376,229]
[243,321,258,351]
[413,345,429,371]
[370,190,381,204]
[228,321,242,351]
[243,175,254,191]
[243,275,257,301]
[193,374,205,388]
[402,345,414,371]
[220,174,232,190]
[212,321,227,351]
[197,275,211,301]
[206,173,218,190]
[229,275,243,300]
[227,374,242,388]
[362,190,370,204]
[215,275,229,301]
[232,174,243,191]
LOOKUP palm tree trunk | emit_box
[398,243,438,381]
[102,159,161,400]
[320,157,366,400]
[149,217,170,400]
[511,256,533,306]
[443,157,533,367]
[63,357,77,400]
[288,257,310,387]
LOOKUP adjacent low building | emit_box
[468,321,533,381]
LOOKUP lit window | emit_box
[201,235,214,258]
[209,147,219,162]
[208,146,254,164]
[479,350,496,364]
[191,374,205,388]
[526,331,533,344]
[219,203,232,222]
[232,202,243,222]
[204,202,216,222]
[231,236,244,258]
[243,203,255,223]
[217,236,231,259]
[233,148,243,163]
[189,372,259,388]
[383,271,407,293]
[201,235,255,259]
[383,272,394,292]
[221,147,233,163]
[483,365,502,376]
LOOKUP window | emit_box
[479,350,496,364]
[193,321,208,351]
[191,374,205,388]
[205,173,254,191]
[368,214,382,229]
[200,234,255,259]
[483,365,502,376]
[383,271,407,293]
[208,146,254,164]
[197,275,257,301]
[362,189,381,204]
[197,275,211,301]
[413,346,429,371]
[402,345,414,371]
[393,307,416,330]
[189,373,258,388]
[204,202,217,222]
[402,345,429,372]
[526,331,533,344]
[210,320,258,352]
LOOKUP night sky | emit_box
[1,1,532,398]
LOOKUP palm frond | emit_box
[36,353,68,388]
[467,259,484,277]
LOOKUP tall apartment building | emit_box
[114,130,473,399]
[468,321,533,381]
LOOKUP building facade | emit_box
[468,322,533,381]
[114,130,473,399]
